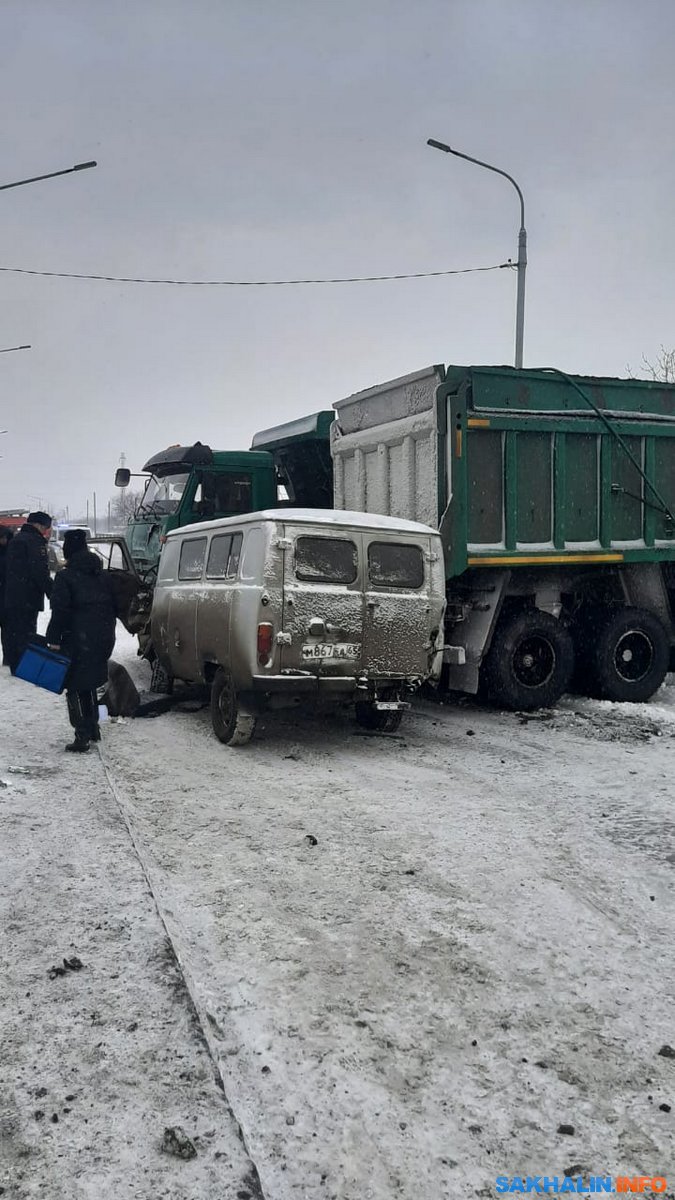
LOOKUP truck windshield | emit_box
[139,473,189,515]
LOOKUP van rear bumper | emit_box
[252,674,356,694]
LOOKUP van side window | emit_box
[368,542,424,589]
[206,532,243,579]
[178,537,207,581]
[240,528,263,581]
[228,532,243,577]
[295,536,358,584]
[158,538,180,582]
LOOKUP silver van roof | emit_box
[165,508,437,538]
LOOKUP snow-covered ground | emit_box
[2,621,675,1198]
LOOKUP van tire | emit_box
[211,669,256,746]
[355,703,403,733]
[585,606,669,702]
[150,657,174,695]
[483,609,574,711]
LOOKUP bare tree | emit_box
[110,489,142,523]
[627,345,675,383]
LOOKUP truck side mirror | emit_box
[115,468,131,488]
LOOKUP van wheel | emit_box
[150,657,174,695]
[483,609,574,711]
[355,702,403,733]
[211,669,257,746]
[584,607,669,702]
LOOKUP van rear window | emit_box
[178,537,207,580]
[368,542,424,589]
[206,532,243,579]
[295,536,357,584]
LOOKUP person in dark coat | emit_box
[46,529,117,753]
[4,511,53,673]
[0,525,14,665]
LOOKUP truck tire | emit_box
[585,607,669,702]
[150,656,174,695]
[354,702,403,733]
[483,609,574,711]
[210,669,257,746]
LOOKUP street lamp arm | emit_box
[427,139,524,228]
[427,136,527,368]
[0,161,97,193]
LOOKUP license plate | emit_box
[301,642,360,661]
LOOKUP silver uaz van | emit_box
[151,509,445,744]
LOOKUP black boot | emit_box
[65,737,90,753]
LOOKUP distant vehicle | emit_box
[0,509,29,532]
[48,524,94,572]
[151,509,446,745]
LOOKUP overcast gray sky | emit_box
[1,0,674,517]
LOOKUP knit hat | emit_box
[27,511,52,527]
[63,528,88,559]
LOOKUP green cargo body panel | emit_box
[330,365,675,581]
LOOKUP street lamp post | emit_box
[0,160,97,193]
[0,161,96,407]
[427,138,527,369]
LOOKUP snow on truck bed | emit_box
[2,620,675,1199]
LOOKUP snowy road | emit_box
[3,625,675,1198]
[105,635,675,1198]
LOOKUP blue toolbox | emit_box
[15,644,70,694]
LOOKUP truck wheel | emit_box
[354,702,403,733]
[586,607,669,702]
[484,609,574,711]
[210,669,257,746]
[150,656,174,695]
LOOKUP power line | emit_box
[0,261,513,288]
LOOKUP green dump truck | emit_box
[256,365,675,709]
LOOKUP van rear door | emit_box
[280,525,364,680]
[362,534,437,677]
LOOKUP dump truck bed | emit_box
[331,365,675,580]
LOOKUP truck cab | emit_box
[118,443,277,577]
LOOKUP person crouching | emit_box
[46,529,116,753]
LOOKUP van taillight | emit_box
[257,623,274,665]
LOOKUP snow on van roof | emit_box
[166,508,438,537]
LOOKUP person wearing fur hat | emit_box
[4,511,53,673]
[0,525,14,665]
[46,528,117,753]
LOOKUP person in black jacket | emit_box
[4,511,53,673]
[46,529,117,753]
[0,525,14,665]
